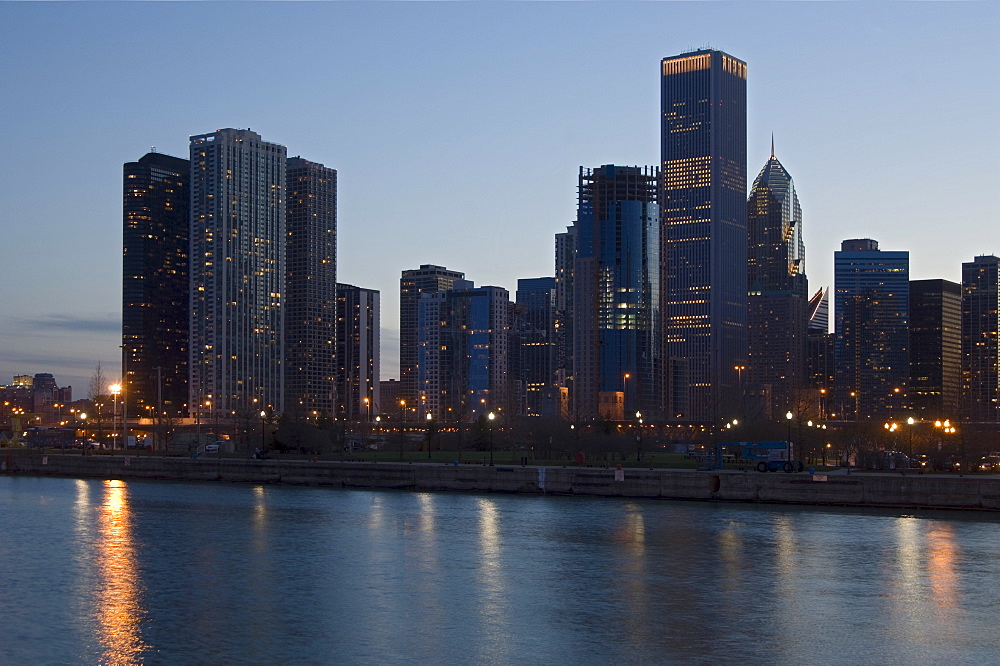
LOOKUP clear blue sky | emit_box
[1,2,997,393]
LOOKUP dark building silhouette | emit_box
[399,265,465,408]
[123,151,190,417]
[572,165,659,419]
[513,277,559,418]
[336,283,379,422]
[284,157,338,418]
[909,279,961,420]
[660,49,747,421]
[834,239,909,419]
[962,256,1000,422]
[806,288,835,417]
[746,147,807,419]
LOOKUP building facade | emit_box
[399,265,465,407]
[909,279,961,420]
[512,277,559,418]
[284,157,338,418]
[123,152,190,417]
[572,165,659,419]
[834,239,909,419]
[746,148,807,419]
[189,128,286,419]
[660,49,748,421]
[417,283,510,422]
[962,256,1000,422]
[336,283,380,422]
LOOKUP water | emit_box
[2,476,1000,665]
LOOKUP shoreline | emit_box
[4,449,1000,512]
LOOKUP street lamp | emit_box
[260,410,267,456]
[622,373,630,416]
[425,412,434,459]
[785,411,793,463]
[109,384,122,449]
[488,411,496,466]
[907,416,915,465]
[635,411,643,462]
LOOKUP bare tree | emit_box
[88,363,109,445]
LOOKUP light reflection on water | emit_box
[3,476,1000,664]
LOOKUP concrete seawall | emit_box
[4,450,1000,511]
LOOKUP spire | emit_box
[770,133,775,159]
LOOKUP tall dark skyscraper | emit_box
[834,239,909,419]
[660,50,747,421]
[284,157,337,418]
[513,277,559,418]
[336,283,379,421]
[962,256,1000,422]
[399,265,465,407]
[909,279,961,420]
[572,165,659,419]
[746,147,807,418]
[189,129,286,418]
[123,152,190,418]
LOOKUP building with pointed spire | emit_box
[746,145,807,419]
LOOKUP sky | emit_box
[1,1,998,395]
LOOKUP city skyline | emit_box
[2,2,998,392]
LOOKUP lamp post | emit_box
[109,384,121,449]
[635,411,643,462]
[785,411,793,463]
[260,410,267,456]
[906,416,915,467]
[426,412,434,460]
[622,373,630,417]
[488,411,496,466]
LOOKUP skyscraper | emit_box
[572,165,659,419]
[336,283,380,421]
[417,282,510,421]
[513,277,558,418]
[746,147,807,418]
[285,156,337,418]
[660,50,747,421]
[189,128,286,419]
[123,151,190,417]
[961,256,1000,422]
[909,279,961,420]
[834,239,909,419]
[399,265,464,406]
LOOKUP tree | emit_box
[88,362,110,444]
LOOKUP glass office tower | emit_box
[746,148,807,418]
[834,239,909,419]
[573,165,659,419]
[660,50,747,421]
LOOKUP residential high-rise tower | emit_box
[962,256,1000,422]
[284,156,337,418]
[399,265,464,407]
[123,152,190,417]
[189,128,286,419]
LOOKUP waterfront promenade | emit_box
[4,449,1000,511]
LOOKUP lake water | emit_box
[2,476,999,664]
